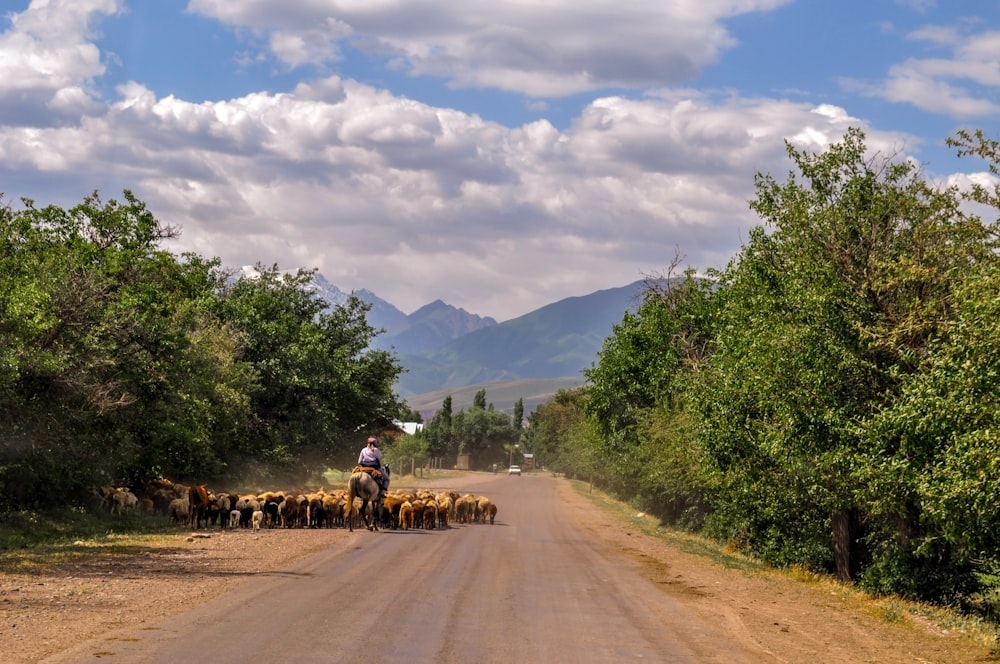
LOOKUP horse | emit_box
[345,470,382,532]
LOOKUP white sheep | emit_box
[229,509,241,528]
[168,498,189,524]
[111,488,138,515]
[251,509,264,532]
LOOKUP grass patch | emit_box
[568,478,764,574]
[0,506,184,555]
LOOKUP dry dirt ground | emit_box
[1,477,997,664]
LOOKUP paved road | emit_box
[47,473,773,663]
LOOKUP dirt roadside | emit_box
[561,481,997,663]
[0,476,996,663]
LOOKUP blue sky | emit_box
[2,1,998,321]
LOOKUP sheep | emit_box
[444,491,460,521]
[168,498,189,525]
[264,499,281,528]
[111,488,138,515]
[111,477,498,538]
[422,501,438,530]
[455,494,476,524]
[437,496,452,528]
[411,499,425,529]
[399,501,414,530]
[280,496,305,528]
[237,497,260,529]
[308,498,326,529]
[381,493,405,530]
[344,499,360,530]
[214,494,232,528]
[94,485,116,512]
[475,496,492,524]
[151,488,175,516]
[322,494,342,528]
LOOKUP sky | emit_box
[2,0,999,322]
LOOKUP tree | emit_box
[526,388,588,473]
[423,395,454,458]
[0,192,250,501]
[383,430,430,477]
[214,263,403,478]
[693,128,996,587]
[452,404,513,468]
[0,190,407,505]
[397,403,424,423]
[584,271,714,495]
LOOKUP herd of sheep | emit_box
[95,479,498,532]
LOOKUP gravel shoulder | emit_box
[0,474,996,663]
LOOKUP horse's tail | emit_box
[344,474,358,519]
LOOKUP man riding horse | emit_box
[358,436,389,493]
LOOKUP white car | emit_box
[508,465,521,476]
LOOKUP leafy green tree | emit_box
[585,272,714,496]
[214,263,403,478]
[526,388,588,472]
[527,389,608,488]
[694,128,995,586]
[857,267,1000,599]
[0,191,249,501]
[383,429,430,477]
[397,403,424,423]
[423,395,454,458]
[848,129,1000,599]
[453,404,513,468]
[0,190,406,504]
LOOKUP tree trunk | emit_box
[831,508,861,583]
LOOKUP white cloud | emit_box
[879,60,1000,118]
[187,0,793,96]
[0,0,119,124]
[0,0,959,321]
[13,77,903,318]
[268,18,352,70]
[858,22,1000,119]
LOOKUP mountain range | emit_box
[308,273,650,417]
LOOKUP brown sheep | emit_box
[437,496,452,528]
[455,494,476,524]
[422,501,438,530]
[399,501,414,530]
[382,494,405,530]
[411,499,425,529]
[475,496,492,524]
[486,503,498,525]
[322,494,342,528]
